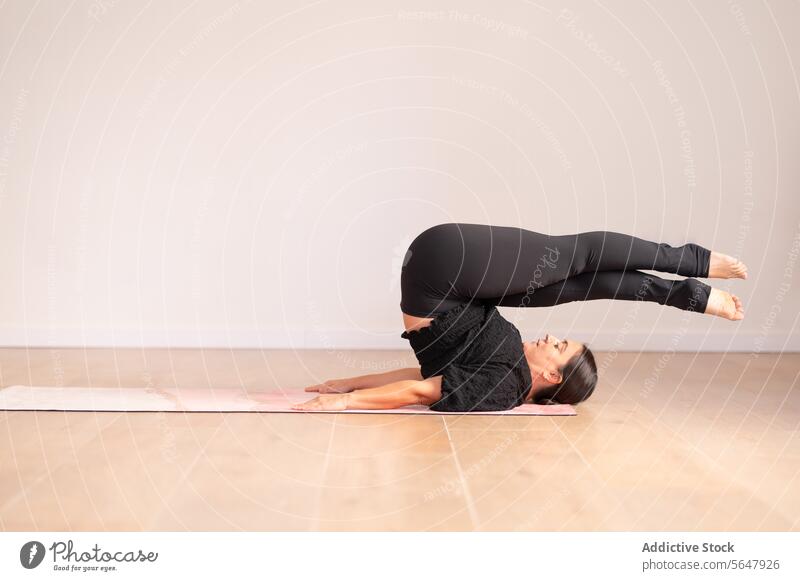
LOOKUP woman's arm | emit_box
[292,376,442,411]
[304,367,423,393]
[353,367,424,388]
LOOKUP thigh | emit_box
[447,223,577,298]
[400,223,576,315]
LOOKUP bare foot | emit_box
[704,288,745,320]
[708,251,748,279]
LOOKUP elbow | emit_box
[412,377,442,406]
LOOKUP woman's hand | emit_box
[291,393,350,411]
[304,378,358,394]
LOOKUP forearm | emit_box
[346,380,427,409]
[349,367,423,389]
[292,376,442,411]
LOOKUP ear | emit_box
[544,368,562,384]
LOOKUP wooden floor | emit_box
[1,348,798,531]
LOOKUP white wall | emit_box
[0,0,798,352]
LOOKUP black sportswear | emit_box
[400,301,531,412]
[399,223,712,411]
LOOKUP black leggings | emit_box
[400,223,712,318]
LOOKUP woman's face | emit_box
[523,333,583,382]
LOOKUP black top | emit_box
[400,302,533,412]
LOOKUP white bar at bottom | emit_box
[1,532,798,580]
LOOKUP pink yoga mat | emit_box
[0,385,576,416]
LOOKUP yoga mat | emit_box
[0,385,576,416]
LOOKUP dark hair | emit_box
[533,344,598,405]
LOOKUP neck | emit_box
[526,365,560,402]
[525,373,543,402]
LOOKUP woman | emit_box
[293,223,746,412]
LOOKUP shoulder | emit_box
[482,304,520,334]
[430,359,524,412]
[469,306,525,359]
